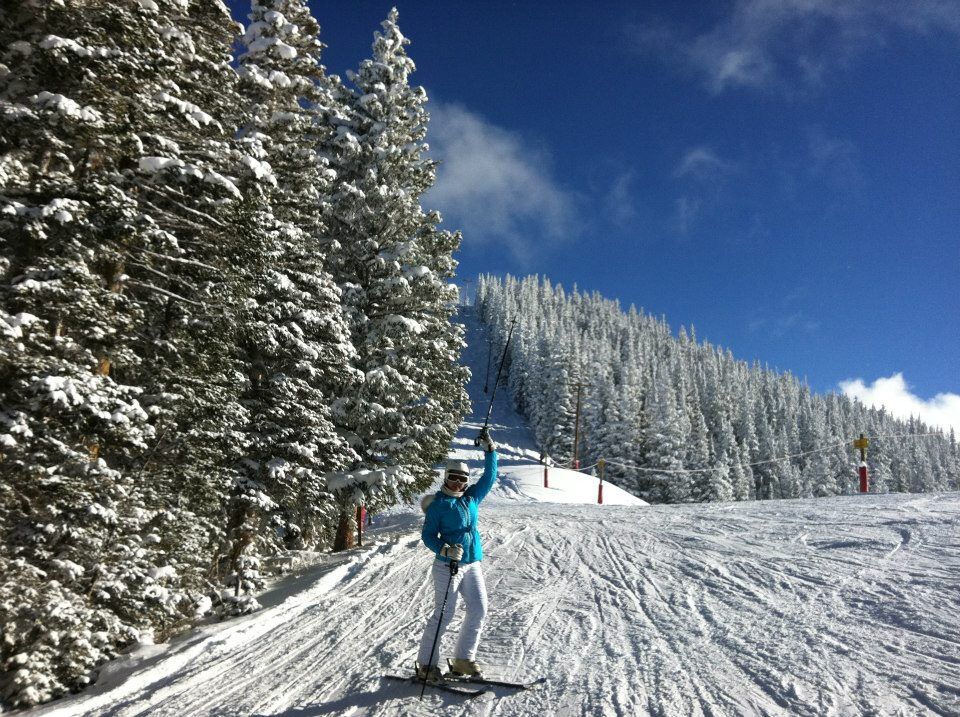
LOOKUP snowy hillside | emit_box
[28,308,960,716]
[474,275,960,501]
[442,306,646,508]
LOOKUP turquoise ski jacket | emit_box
[421,450,499,565]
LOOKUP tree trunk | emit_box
[333,508,355,552]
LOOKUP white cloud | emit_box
[425,102,576,260]
[671,146,733,234]
[628,0,960,95]
[673,147,733,180]
[840,373,960,435]
[672,196,702,236]
[604,170,640,229]
[747,311,820,337]
[806,127,862,188]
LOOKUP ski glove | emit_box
[440,544,464,561]
[478,428,496,453]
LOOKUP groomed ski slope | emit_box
[31,308,960,717]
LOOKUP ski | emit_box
[382,674,485,698]
[443,673,545,690]
[444,659,544,689]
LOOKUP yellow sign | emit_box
[853,437,869,450]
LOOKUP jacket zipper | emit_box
[457,498,471,553]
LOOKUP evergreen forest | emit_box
[1,1,957,710]
[477,275,960,503]
[0,1,468,707]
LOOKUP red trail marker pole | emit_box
[597,458,605,505]
[854,434,870,493]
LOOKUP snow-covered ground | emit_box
[29,308,960,716]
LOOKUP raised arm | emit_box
[468,449,499,504]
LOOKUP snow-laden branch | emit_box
[138,197,212,234]
[127,260,202,293]
[125,280,206,307]
[127,245,220,273]
[140,184,228,229]
[325,465,414,506]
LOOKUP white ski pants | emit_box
[417,560,488,667]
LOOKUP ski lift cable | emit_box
[550,431,945,476]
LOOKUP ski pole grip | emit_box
[449,560,459,576]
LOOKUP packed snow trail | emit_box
[31,493,960,716]
[30,308,960,717]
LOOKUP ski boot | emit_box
[447,658,482,677]
[415,662,442,682]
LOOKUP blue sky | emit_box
[229,1,960,431]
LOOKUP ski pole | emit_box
[420,560,459,700]
[475,317,517,446]
[483,339,492,394]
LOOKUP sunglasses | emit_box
[446,472,469,485]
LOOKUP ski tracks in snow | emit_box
[33,493,960,717]
[32,305,960,717]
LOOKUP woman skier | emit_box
[416,427,499,681]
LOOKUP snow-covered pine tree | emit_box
[237,0,340,244]
[774,426,801,499]
[1,0,261,705]
[699,354,735,501]
[945,429,960,491]
[323,8,468,544]
[376,38,470,480]
[540,346,580,464]
[685,381,715,500]
[645,364,689,503]
[621,371,654,496]
[907,418,935,493]
[580,356,613,469]
[752,405,778,499]
[110,0,256,620]
[229,0,361,579]
[728,441,751,501]
[475,275,960,504]
[733,379,760,500]
[0,5,156,704]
